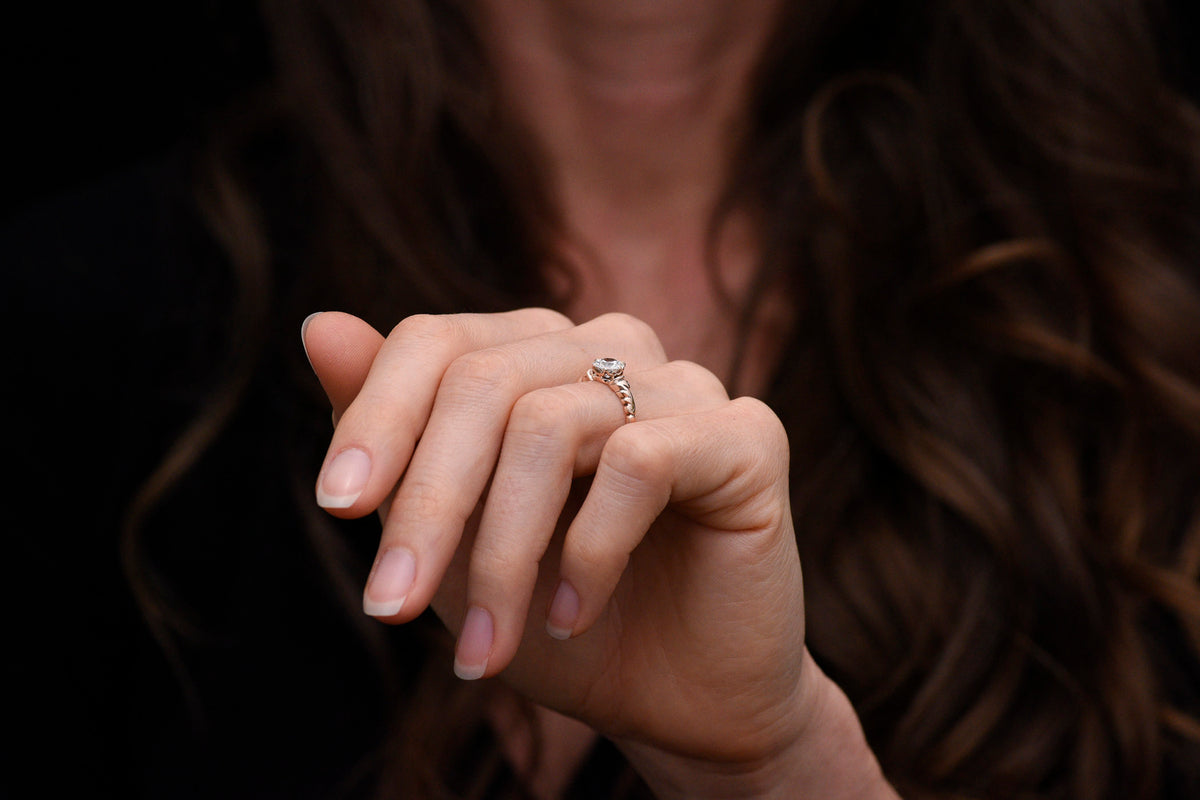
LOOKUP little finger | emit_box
[549,398,793,639]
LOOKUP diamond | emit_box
[592,357,625,378]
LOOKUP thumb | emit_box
[301,311,385,419]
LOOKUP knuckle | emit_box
[504,391,576,464]
[340,395,423,445]
[601,425,674,487]
[567,534,627,576]
[394,475,452,525]
[470,537,538,585]
[442,346,519,396]
[511,386,575,422]
[729,397,790,462]
[664,360,729,401]
[389,313,453,343]
[519,306,573,331]
[509,389,576,437]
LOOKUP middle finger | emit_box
[362,313,667,622]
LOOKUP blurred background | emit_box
[3,2,1198,224]
[2,1,266,222]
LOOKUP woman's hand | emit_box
[302,309,895,798]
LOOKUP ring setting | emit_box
[585,357,636,422]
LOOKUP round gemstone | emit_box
[593,357,625,377]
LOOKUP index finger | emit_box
[313,307,573,515]
[302,311,385,419]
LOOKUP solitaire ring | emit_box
[584,357,636,423]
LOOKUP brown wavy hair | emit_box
[126,0,1200,797]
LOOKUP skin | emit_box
[303,1,901,797]
[476,0,791,386]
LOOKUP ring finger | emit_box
[451,360,730,680]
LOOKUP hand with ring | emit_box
[302,309,889,795]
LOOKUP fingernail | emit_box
[454,606,493,680]
[316,448,371,508]
[300,312,323,368]
[546,580,580,640]
[363,548,416,617]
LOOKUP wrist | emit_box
[615,650,899,800]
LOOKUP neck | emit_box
[476,0,780,275]
[474,0,787,389]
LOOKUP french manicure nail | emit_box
[454,606,494,681]
[300,312,322,367]
[316,448,371,508]
[546,580,580,640]
[363,548,416,618]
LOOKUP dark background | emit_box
[3,2,1198,225]
[2,2,267,223]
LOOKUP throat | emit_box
[473,0,791,392]
[475,0,783,255]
